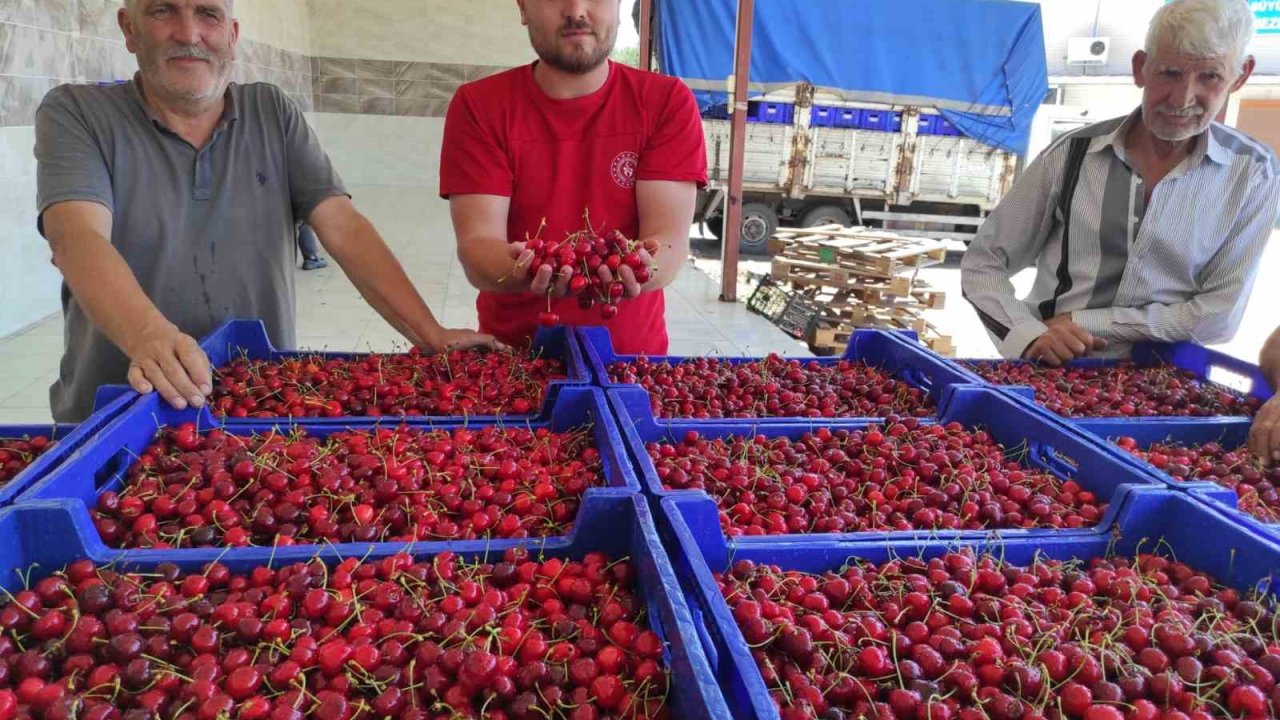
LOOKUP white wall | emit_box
[307,0,532,66]
[303,0,536,189]
[306,113,445,188]
[1039,0,1280,76]
[0,128,63,339]
[237,0,313,55]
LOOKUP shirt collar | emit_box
[1088,106,1228,167]
[127,72,239,130]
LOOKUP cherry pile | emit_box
[609,356,934,419]
[648,420,1103,535]
[523,219,657,326]
[210,347,567,419]
[0,548,670,719]
[960,361,1261,418]
[720,550,1280,720]
[1115,436,1280,524]
[92,421,602,549]
[0,435,53,488]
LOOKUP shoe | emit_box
[302,256,329,270]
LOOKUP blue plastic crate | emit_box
[1073,418,1280,535]
[747,101,793,125]
[924,341,1273,421]
[702,103,731,120]
[834,107,861,129]
[19,386,642,555]
[117,319,589,425]
[860,109,902,132]
[809,105,838,127]
[660,489,1280,720]
[579,325,965,424]
[917,113,944,135]
[0,387,135,508]
[0,495,732,720]
[612,384,1161,543]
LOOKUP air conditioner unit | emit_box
[1067,37,1110,66]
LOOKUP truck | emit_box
[651,0,1049,254]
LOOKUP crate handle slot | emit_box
[899,366,933,392]
[94,448,135,491]
[1030,442,1079,478]
[1206,364,1253,395]
[689,604,720,671]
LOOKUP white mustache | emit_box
[168,45,214,62]
[1157,105,1204,117]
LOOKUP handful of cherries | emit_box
[515,215,658,327]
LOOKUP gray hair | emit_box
[1144,0,1254,71]
[124,0,236,16]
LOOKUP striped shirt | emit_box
[961,109,1280,359]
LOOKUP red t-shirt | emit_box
[439,61,708,355]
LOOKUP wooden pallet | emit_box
[770,225,948,277]
[811,312,954,356]
[805,285,946,313]
[771,257,916,294]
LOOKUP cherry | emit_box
[92,423,605,548]
[651,422,1104,535]
[1116,436,1280,523]
[963,361,1261,418]
[720,550,1278,719]
[612,355,933,419]
[209,345,567,419]
[0,435,54,488]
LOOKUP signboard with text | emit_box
[1251,1,1280,34]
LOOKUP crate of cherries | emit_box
[195,320,587,422]
[0,434,54,489]
[0,494,731,720]
[661,491,1280,720]
[581,326,953,423]
[22,388,637,551]
[958,360,1263,419]
[612,386,1164,542]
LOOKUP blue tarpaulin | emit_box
[654,0,1048,155]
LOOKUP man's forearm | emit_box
[458,237,526,294]
[48,224,171,358]
[637,230,688,291]
[1072,292,1245,347]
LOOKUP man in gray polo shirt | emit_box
[35,0,494,422]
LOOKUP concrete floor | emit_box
[0,186,808,424]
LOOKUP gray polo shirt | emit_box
[35,77,347,422]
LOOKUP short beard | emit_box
[1144,105,1213,142]
[137,44,232,104]
[529,22,616,74]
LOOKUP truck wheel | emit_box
[799,204,852,229]
[705,204,778,255]
[738,203,778,255]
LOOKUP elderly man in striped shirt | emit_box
[962,0,1280,366]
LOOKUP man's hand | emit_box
[596,241,659,299]
[1249,395,1280,466]
[1023,313,1107,366]
[507,242,573,297]
[124,321,213,410]
[427,327,505,353]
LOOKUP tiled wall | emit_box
[310,58,506,118]
[231,39,314,111]
[1,2,314,124]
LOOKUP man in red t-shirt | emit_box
[439,0,707,355]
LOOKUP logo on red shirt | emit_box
[610,151,639,189]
